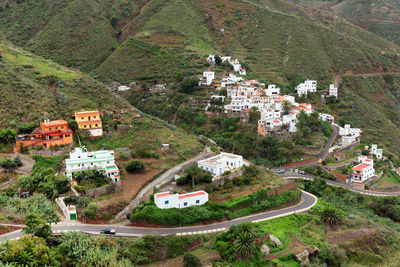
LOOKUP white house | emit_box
[197,152,243,176]
[370,144,383,159]
[282,115,297,133]
[239,68,247,75]
[207,55,215,64]
[339,124,362,145]
[329,84,338,98]
[65,147,120,182]
[319,113,334,123]
[199,71,215,86]
[265,84,280,96]
[154,190,208,209]
[296,80,317,97]
[231,59,241,72]
[351,156,375,183]
[118,85,130,92]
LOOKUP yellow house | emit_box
[75,111,103,137]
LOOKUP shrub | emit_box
[126,160,145,173]
[183,254,201,267]
[84,203,98,219]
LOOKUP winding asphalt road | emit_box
[0,191,317,242]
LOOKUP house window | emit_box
[95,124,98,127]
[61,126,64,129]
[165,200,169,205]
[81,117,84,120]
[55,127,58,130]
[91,163,93,166]
[84,125,87,128]
[49,128,52,131]
[184,202,188,207]
[196,200,200,204]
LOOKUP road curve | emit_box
[0,191,317,242]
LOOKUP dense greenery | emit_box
[18,156,70,199]
[0,231,203,266]
[74,170,110,190]
[130,189,301,226]
[0,193,58,223]
[126,160,145,173]
[0,157,21,172]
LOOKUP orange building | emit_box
[14,120,73,152]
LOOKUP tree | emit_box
[183,253,201,267]
[126,160,145,173]
[304,178,327,197]
[179,77,198,93]
[215,55,222,66]
[3,235,53,266]
[23,213,52,239]
[0,128,16,144]
[84,203,98,219]
[233,224,257,260]
[282,100,292,115]
[68,120,78,132]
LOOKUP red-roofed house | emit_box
[351,156,375,183]
[154,190,208,209]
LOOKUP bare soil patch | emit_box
[327,228,377,245]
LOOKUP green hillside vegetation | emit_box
[337,73,400,156]
[1,0,399,83]
[287,0,400,46]
[0,36,129,127]
[0,35,202,159]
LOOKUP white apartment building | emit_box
[329,84,338,98]
[296,80,317,97]
[339,124,362,145]
[351,156,375,182]
[197,152,243,176]
[199,71,215,86]
[154,190,208,209]
[65,147,120,182]
[282,114,297,133]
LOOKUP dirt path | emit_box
[139,0,152,15]
[15,153,35,175]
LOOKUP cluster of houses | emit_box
[215,79,335,135]
[154,152,244,209]
[207,55,247,75]
[14,110,104,152]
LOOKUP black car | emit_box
[100,228,116,235]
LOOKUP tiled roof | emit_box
[178,191,206,199]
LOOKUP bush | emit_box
[183,254,201,267]
[126,160,145,173]
[84,203,98,219]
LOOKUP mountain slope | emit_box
[0,35,202,158]
[1,0,399,83]
[286,0,400,46]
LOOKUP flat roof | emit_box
[41,120,67,127]
[155,192,172,198]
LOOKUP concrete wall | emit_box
[85,181,122,198]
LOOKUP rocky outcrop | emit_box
[296,249,310,265]
[261,244,270,256]
[269,234,282,246]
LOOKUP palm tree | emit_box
[282,100,292,115]
[320,206,343,226]
[233,223,258,259]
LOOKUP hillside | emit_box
[0,0,399,83]
[0,35,202,155]
[286,0,400,46]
